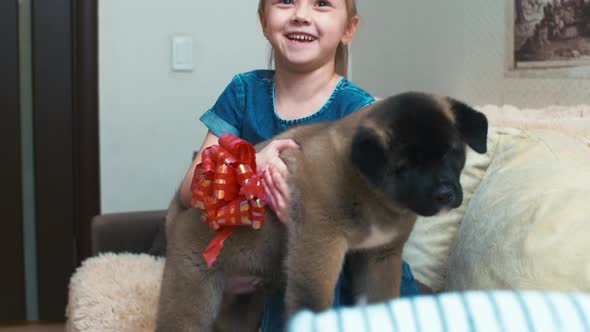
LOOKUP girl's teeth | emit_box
[289,34,314,41]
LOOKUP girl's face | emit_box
[259,0,358,73]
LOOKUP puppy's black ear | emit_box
[350,126,387,187]
[449,99,488,154]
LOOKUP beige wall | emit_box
[351,0,590,107]
[350,0,412,98]
[99,1,268,212]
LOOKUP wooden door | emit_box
[0,0,99,321]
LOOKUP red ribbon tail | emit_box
[203,226,237,268]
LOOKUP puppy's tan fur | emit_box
[156,93,488,331]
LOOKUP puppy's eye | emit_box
[394,161,409,175]
[450,142,462,153]
[443,142,461,159]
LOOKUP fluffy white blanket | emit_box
[477,104,590,147]
[66,253,164,332]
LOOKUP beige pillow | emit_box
[447,128,590,291]
[402,127,499,292]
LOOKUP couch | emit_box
[65,104,590,331]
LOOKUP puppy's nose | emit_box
[434,185,455,205]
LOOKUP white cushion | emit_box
[447,129,590,291]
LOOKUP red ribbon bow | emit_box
[191,133,266,268]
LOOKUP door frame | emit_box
[32,0,99,320]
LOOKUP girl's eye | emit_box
[280,0,293,4]
[316,0,329,6]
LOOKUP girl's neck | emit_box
[273,64,342,120]
[274,65,340,102]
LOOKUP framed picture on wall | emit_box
[506,0,590,78]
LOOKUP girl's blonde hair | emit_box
[258,0,358,78]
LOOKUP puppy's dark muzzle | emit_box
[434,183,462,208]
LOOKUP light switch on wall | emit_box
[172,35,193,72]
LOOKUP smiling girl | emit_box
[178,0,418,330]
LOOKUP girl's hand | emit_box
[256,139,299,223]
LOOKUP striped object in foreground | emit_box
[288,291,590,332]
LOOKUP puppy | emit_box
[156,92,488,331]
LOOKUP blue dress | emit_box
[200,70,419,331]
